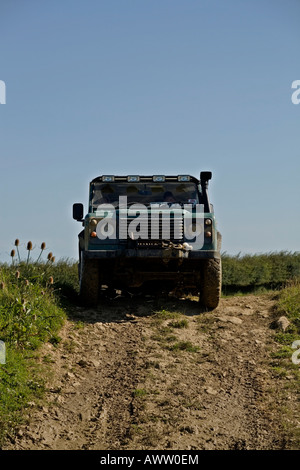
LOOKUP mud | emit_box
[3,293,297,450]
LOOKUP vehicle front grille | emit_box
[119,214,184,242]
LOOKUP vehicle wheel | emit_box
[79,254,100,306]
[199,258,222,310]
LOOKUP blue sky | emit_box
[0,0,299,262]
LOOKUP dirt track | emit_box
[3,292,297,450]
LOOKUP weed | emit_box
[271,346,294,359]
[167,341,199,353]
[73,321,85,330]
[153,309,181,321]
[168,319,188,329]
[133,388,148,397]
[42,354,55,364]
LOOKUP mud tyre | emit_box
[199,258,222,310]
[79,254,100,306]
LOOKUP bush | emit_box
[222,251,300,293]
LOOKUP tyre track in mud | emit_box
[3,293,295,450]
[6,306,147,450]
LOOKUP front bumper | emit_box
[83,248,220,260]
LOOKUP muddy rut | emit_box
[3,293,296,450]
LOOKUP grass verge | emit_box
[270,281,300,448]
[0,242,69,446]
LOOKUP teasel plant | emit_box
[36,242,46,263]
[14,239,21,263]
[10,249,16,265]
[8,239,56,285]
[26,241,33,265]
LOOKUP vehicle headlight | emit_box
[204,218,213,239]
[89,217,100,236]
[90,218,98,227]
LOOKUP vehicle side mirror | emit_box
[73,203,84,221]
[200,171,212,183]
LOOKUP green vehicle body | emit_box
[73,172,222,309]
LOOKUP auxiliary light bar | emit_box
[178,175,190,181]
[127,175,140,182]
[102,175,115,182]
[153,175,165,182]
[100,175,192,183]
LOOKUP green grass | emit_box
[0,264,66,350]
[270,281,300,448]
[168,319,188,329]
[268,280,300,373]
[133,388,148,397]
[153,309,181,321]
[150,308,198,353]
[275,282,300,322]
[0,242,70,446]
[273,281,300,342]
[0,348,46,443]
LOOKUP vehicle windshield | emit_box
[90,182,199,209]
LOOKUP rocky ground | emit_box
[3,292,299,450]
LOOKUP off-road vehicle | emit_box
[73,172,222,309]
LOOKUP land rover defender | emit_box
[73,172,222,309]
